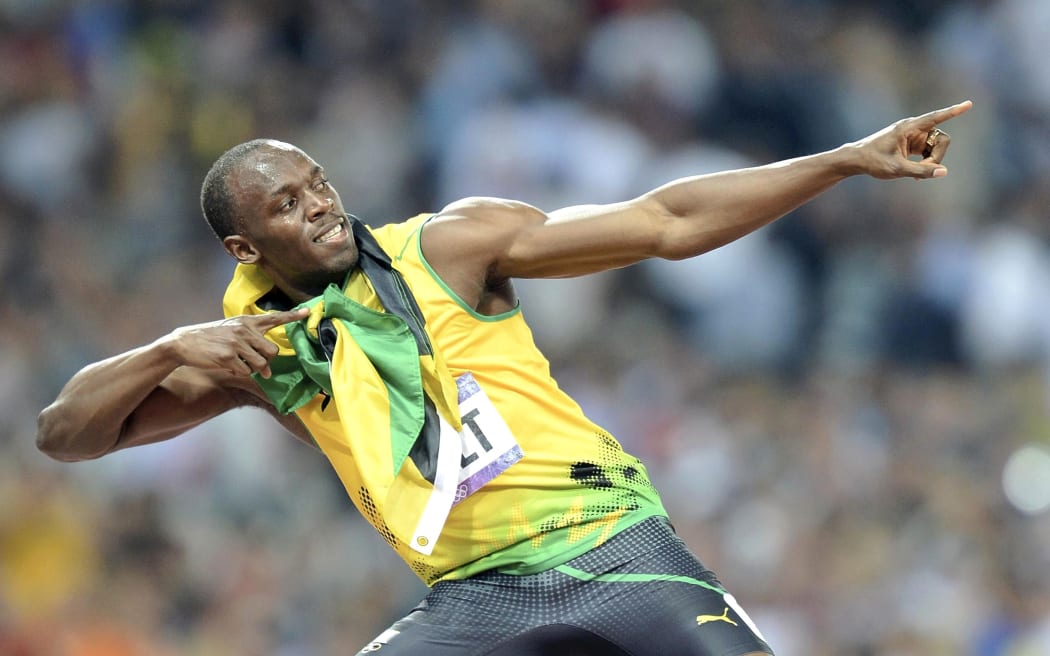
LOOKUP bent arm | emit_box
[37,340,236,461]
[37,308,311,462]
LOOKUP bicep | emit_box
[116,368,246,451]
[522,199,670,275]
[422,196,669,288]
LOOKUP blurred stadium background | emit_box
[2,0,1050,654]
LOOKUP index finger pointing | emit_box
[252,307,311,328]
[917,99,974,129]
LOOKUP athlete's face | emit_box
[223,142,358,302]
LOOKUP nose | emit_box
[306,192,335,221]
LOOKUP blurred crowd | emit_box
[3,0,1050,654]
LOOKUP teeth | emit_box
[317,224,343,242]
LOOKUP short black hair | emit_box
[200,139,273,240]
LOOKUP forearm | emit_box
[36,338,183,461]
[645,146,857,259]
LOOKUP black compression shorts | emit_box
[354,517,775,656]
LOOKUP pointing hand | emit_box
[162,307,309,379]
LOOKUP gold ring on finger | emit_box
[923,128,946,158]
[925,128,946,148]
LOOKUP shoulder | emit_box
[422,197,548,253]
[431,196,546,226]
[414,198,545,309]
[421,197,549,265]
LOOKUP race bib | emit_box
[453,372,524,504]
[410,372,523,554]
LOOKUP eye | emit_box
[281,196,297,212]
[313,178,330,191]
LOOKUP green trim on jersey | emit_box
[554,564,727,595]
[411,219,521,322]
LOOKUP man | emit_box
[37,100,972,655]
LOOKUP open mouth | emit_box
[314,217,347,243]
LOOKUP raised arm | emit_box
[421,101,972,306]
[36,308,310,462]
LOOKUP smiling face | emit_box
[222,141,358,303]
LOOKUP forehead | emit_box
[229,143,319,197]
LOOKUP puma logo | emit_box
[696,607,738,627]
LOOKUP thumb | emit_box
[901,161,948,180]
[924,164,948,179]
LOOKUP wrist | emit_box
[152,331,188,368]
[823,143,867,179]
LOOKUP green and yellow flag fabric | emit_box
[222,218,462,552]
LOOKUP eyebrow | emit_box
[269,165,324,199]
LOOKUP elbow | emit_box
[36,404,73,461]
[652,214,709,261]
[36,403,104,462]
[653,212,737,261]
[637,199,704,261]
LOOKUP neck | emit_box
[264,267,354,307]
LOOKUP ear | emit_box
[223,234,260,264]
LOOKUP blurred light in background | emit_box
[1003,443,1050,515]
